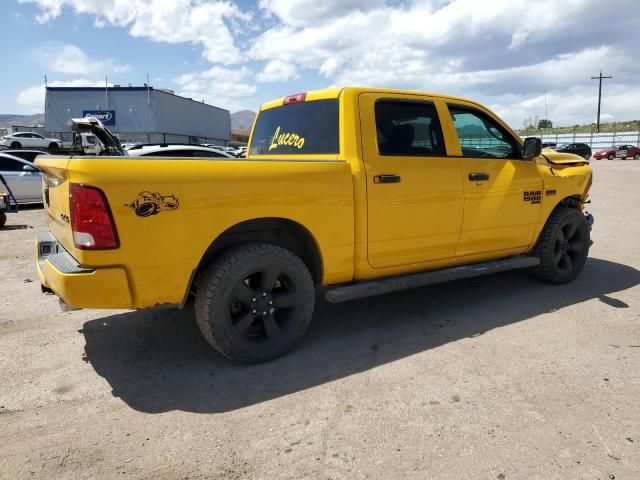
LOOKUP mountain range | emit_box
[230,110,256,130]
[0,113,45,129]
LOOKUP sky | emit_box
[2,0,639,128]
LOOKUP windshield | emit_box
[250,99,339,155]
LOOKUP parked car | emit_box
[202,144,236,155]
[593,145,640,160]
[553,143,591,160]
[0,176,19,228]
[35,87,593,364]
[541,142,557,148]
[1,149,50,163]
[0,153,42,203]
[126,145,234,158]
[0,132,63,150]
[120,142,142,150]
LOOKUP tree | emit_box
[537,119,553,129]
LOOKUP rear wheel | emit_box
[10,142,20,149]
[583,153,591,160]
[607,154,614,160]
[195,243,315,364]
[535,207,590,284]
[0,212,6,228]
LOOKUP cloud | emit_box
[16,79,111,110]
[258,60,298,82]
[173,66,257,111]
[17,0,640,126]
[250,0,640,125]
[19,0,249,65]
[33,43,128,75]
[257,0,386,27]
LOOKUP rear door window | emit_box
[374,101,445,156]
[250,99,339,155]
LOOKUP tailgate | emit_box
[35,156,76,256]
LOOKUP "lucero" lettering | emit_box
[269,126,305,151]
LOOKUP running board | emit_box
[324,256,540,303]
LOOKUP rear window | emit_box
[250,99,339,155]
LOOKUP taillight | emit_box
[283,92,306,105]
[70,183,119,249]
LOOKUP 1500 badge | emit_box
[126,191,179,217]
[523,190,542,204]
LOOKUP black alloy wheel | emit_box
[535,207,590,284]
[227,266,300,343]
[195,243,315,363]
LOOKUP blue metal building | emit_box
[45,86,231,145]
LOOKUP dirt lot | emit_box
[1,160,639,479]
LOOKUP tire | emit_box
[10,142,20,149]
[48,142,59,151]
[534,207,590,284]
[0,212,6,228]
[634,153,640,160]
[607,154,614,160]
[583,153,591,160]
[195,243,315,364]
[135,202,157,217]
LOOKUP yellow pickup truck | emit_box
[35,87,593,363]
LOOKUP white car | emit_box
[126,145,234,158]
[0,153,42,203]
[0,132,63,150]
[202,144,236,154]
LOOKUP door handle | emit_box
[374,174,401,184]
[468,172,490,181]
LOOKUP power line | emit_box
[590,71,612,133]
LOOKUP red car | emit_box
[593,144,640,160]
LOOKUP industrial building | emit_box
[45,86,231,145]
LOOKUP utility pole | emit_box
[590,71,612,133]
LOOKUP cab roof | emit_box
[259,86,479,111]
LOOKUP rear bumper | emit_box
[36,231,133,309]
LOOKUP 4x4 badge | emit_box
[126,191,179,217]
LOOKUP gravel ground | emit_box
[1,160,639,480]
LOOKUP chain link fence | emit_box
[519,122,640,149]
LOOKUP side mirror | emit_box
[523,137,542,160]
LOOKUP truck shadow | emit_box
[82,257,640,414]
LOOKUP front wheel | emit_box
[583,153,591,160]
[607,154,614,160]
[634,153,640,160]
[0,212,6,228]
[195,243,315,364]
[534,207,590,284]
[48,142,59,151]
